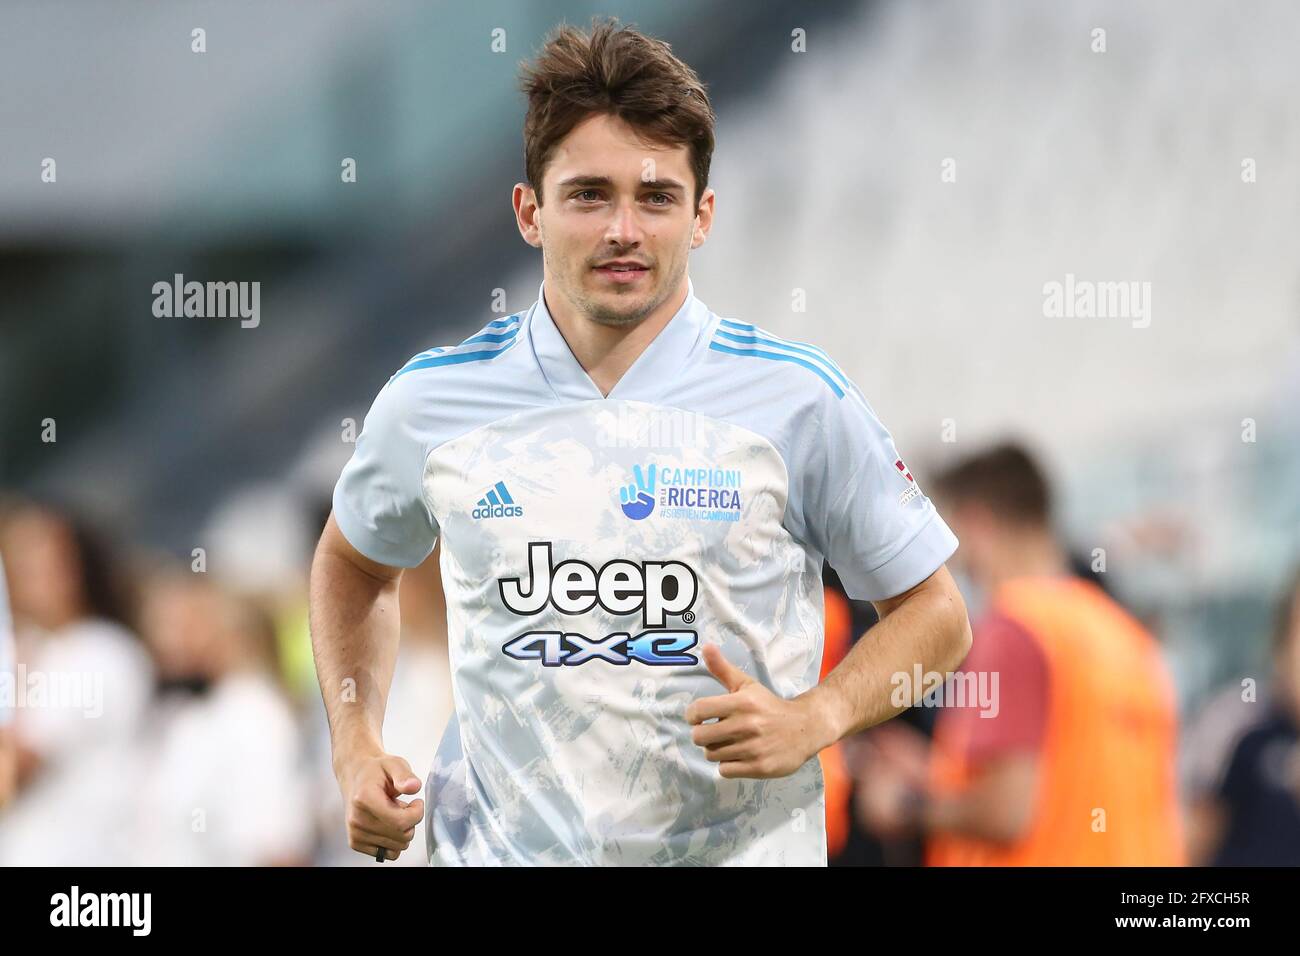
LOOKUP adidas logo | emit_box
[472,481,523,520]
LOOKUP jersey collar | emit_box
[528,276,709,403]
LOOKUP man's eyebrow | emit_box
[640,179,687,193]
[556,175,615,189]
[556,175,686,193]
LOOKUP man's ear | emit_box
[513,182,543,249]
[691,186,716,249]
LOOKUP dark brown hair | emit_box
[932,442,1054,527]
[519,18,715,208]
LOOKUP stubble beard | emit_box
[581,288,658,328]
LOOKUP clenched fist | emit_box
[337,752,425,862]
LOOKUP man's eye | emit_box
[575,190,601,202]
[646,193,672,206]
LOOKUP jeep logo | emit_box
[498,541,698,629]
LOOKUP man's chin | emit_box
[581,278,655,323]
[588,296,655,327]
[588,307,649,328]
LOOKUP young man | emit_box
[857,443,1183,865]
[311,19,970,866]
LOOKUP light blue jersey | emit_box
[332,278,958,865]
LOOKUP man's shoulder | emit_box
[376,312,543,413]
[358,310,543,451]
[969,609,1047,666]
[700,313,866,408]
[388,312,530,390]
[687,311,885,462]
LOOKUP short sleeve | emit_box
[962,613,1048,761]
[332,374,440,568]
[803,388,958,601]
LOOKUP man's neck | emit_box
[543,275,689,397]
[981,530,1073,592]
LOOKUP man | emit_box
[310,18,971,866]
[858,443,1183,865]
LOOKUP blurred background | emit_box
[1,0,1298,866]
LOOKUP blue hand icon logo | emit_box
[619,464,657,520]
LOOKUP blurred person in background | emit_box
[854,443,1184,865]
[817,569,858,862]
[132,569,313,866]
[1184,568,1300,865]
[0,553,15,808]
[1179,658,1274,864]
[312,543,454,866]
[0,500,154,865]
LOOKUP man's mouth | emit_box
[593,261,651,284]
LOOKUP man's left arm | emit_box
[687,567,970,779]
[808,563,971,741]
[687,377,971,778]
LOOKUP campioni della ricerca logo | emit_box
[617,462,743,522]
[618,464,656,520]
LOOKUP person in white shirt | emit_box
[133,570,313,866]
[0,503,154,865]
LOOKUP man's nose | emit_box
[603,200,645,247]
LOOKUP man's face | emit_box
[516,112,712,328]
[1,509,82,629]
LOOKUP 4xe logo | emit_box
[498,541,699,666]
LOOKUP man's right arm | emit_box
[309,512,425,861]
